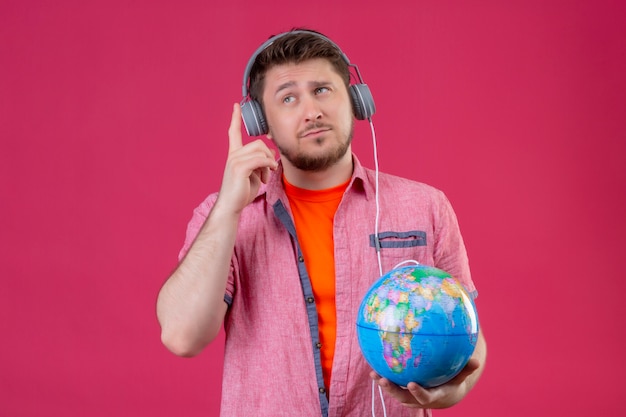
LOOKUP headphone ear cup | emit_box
[240,100,268,136]
[349,84,376,120]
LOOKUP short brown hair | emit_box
[248,30,351,105]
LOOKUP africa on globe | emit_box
[356,264,479,388]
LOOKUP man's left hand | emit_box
[370,357,481,409]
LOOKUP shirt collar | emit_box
[262,153,373,206]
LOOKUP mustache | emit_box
[297,122,332,138]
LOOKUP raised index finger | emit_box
[228,102,243,153]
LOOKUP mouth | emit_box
[300,127,331,139]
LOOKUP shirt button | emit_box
[316,342,322,349]
[319,387,326,394]
[307,297,314,303]
[298,256,304,262]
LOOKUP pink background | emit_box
[2,1,625,416]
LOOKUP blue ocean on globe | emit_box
[356,264,479,388]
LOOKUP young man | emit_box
[157,29,486,417]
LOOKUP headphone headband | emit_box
[242,30,357,98]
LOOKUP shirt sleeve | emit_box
[433,191,477,298]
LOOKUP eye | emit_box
[283,95,295,104]
[315,87,330,95]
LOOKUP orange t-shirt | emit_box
[284,176,349,392]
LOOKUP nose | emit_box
[303,96,322,122]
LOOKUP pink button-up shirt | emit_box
[179,155,475,417]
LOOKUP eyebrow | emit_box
[274,80,331,96]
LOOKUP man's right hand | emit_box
[215,103,278,214]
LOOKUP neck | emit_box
[281,152,354,190]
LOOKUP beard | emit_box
[271,119,354,172]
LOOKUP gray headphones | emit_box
[240,30,376,137]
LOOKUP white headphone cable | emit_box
[369,118,383,278]
[368,117,387,417]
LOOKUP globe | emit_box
[356,264,479,388]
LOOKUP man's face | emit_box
[261,58,354,172]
